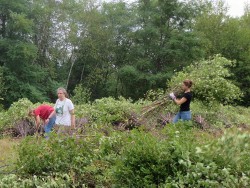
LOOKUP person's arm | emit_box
[45,110,55,124]
[70,109,75,129]
[35,115,41,131]
[173,97,187,105]
[48,110,55,119]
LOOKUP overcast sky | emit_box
[225,0,249,17]
[103,0,249,17]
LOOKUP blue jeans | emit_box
[173,111,191,123]
[44,116,56,134]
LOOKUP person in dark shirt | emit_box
[169,79,193,123]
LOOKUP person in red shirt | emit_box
[29,104,56,135]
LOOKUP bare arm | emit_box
[70,109,75,129]
[173,97,187,105]
[45,110,55,124]
[47,110,55,119]
[35,115,41,130]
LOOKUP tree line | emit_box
[0,0,250,108]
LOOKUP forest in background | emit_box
[2,1,250,186]
[1,0,250,108]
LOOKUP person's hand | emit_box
[169,92,176,100]
[70,126,76,136]
[45,118,49,125]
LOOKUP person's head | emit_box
[182,79,192,91]
[57,87,69,100]
[28,109,35,117]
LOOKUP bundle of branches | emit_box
[141,86,182,119]
[142,96,171,116]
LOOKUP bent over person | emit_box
[169,79,193,123]
[29,104,56,135]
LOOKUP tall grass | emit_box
[0,138,19,176]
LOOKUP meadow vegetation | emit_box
[1,56,250,187]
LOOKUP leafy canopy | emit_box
[168,55,242,104]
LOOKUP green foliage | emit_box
[0,0,249,106]
[145,88,165,101]
[8,12,34,36]
[16,130,114,187]
[110,124,196,187]
[193,5,250,106]
[0,174,74,188]
[75,97,143,126]
[168,55,242,104]
[0,66,4,101]
[1,121,250,187]
[165,129,250,187]
[118,65,151,99]
[0,98,34,132]
[17,134,94,175]
[112,130,174,187]
[1,0,250,185]
[66,0,208,100]
[112,126,250,187]
[71,84,91,105]
[190,101,250,128]
[0,0,61,107]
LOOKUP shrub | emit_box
[168,55,242,105]
[164,129,250,187]
[16,130,115,187]
[111,125,250,187]
[0,98,36,136]
[11,123,250,187]
[190,101,250,128]
[71,84,91,105]
[111,124,197,187]
[75,97,143,128]
[17,134,94,175]
[0,174,74,188]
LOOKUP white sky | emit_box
[104,0,249,17]
[224,0,249,17]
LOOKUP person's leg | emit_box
[180,111,191,121]
[173,112,181,123]
[44,116,56,138]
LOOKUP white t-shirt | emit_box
[54,98,74,126]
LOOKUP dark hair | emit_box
[183,79,192,88]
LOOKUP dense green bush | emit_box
[71,84,91,105]
[0,98,35,134]
[164,129,250,187]
[112,125,250,187]
[191,101,250,128]
[16,130,119,187]
[1,123,249,187]
[111,123,197,187]
[168,55,242,104]
[75,97,144,127]
[17,134,95,175]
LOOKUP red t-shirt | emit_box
[34,105,54,120]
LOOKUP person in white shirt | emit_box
[47,87,75,133]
